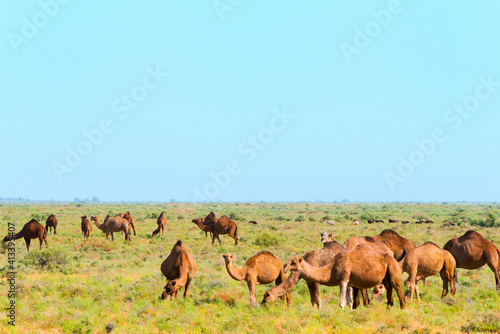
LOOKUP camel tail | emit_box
[234,223,238,238]
[454,267,458,286]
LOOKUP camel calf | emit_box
[401,242,456,301]
[2,219,48,252]
[152,212,167,238]
[161,240,197,299]
[45,214,58,235]
[81,215,93,239]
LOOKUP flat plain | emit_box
[0,202,499,333]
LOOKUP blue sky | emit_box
[1,1,500,202]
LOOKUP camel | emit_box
[152,212,167,237]
[193,212,238,246]
[191,217,212,238]
[223,251,290,304]
[122,212,137,236]
[287,243,406,310]
[45,214,58,235]
[82,215,93,239]
[371,229,415,261]
[371,284,386,299]
[401,242,456,300]
[160,240,197,299]
[443,230,500,290]
[93,215,131,241]
[2,219,48,252]
[262,239,358,308]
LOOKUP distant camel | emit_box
[191,217,212,238]
[192,212,238,246]
[287,243,406,310]
[94,215,131,241]
[389,219,399,223]
[375,219,384,223]
[122,212,137,236]
[371,229,415,261]
[152,212,167,238]
[2,219,48,252]
[223,251,290,304]
[402,242,456,300]
[367,220,375,224]
[81,215,93,239]
[161,240,197,299]
[352,219,360,225]
[45,214,58,235]
[262,238,368,308]
[444,230,500,290]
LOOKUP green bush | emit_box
[295,215,305,222]
[309,216,316,222]
[253,232,279,248]
[23,248,69,268]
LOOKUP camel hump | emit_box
[423,241,440,248]
[175,240,183,247]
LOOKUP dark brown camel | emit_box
[192,212,238,246]
[122,211,137,236]
[161,240,197,299]
[82,215,93,239]
[2,219,48,252]
[45,214,58,235]
[152,212,167,237]
[443,230,500,290]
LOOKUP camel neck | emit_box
[298,261,334,285]
[225,261,246,281]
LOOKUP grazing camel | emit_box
[193,212,238,246]
[94,215,131,241]
[443,230,500,290]
[262,239,365,308]
[122,212,137,236]
[45,214,58,235]
[287,243,406,310]
[161,240,197,299]
[352,219,360,225]
[223,251,290,304]
[81,215,93,239]
[152,212,167,237]
[371,284,386,299]
[2,219,48,252]
[371,229,415,261]
[401,242,456,300]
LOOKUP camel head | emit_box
[117,212,124,217]
[161,280,181,300]
[222,253,234,265]
[261,291,278,305]
[90,215,98,222]
[2,235,13,243]
[81,215,88,223]
[321,232,333,244]
[286,257,304,273]
[371,284,386,299]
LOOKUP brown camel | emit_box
[94,215,131,241]
[160,240,197,299]
[371,229,415,261]
[287,243,406,310]
[443,230,500,290]
[193,212,238,246]
[92,215,107,233]
[45,214,58,235]
[81,215,93,239]
[122,212,137,236]
[262,239,360,308]
[191,217,212,238]
[402,242,456,300]
[152,212,167,237]
[371,284,386,299]
[2,219,48,252]
[223,251,290,304]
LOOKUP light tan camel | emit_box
[2,219,48,252]
[371,229,415,261]
[262,239,372,308]
[122,212,137,236]
[193,212,238,246]
[287,243,406,310]
[371,284,386,299]
[152,212,167,237]
[45,214,58,235]
[160,240,197,299]
[94,214,131,241]
[91,215,106,233]
[223,251,290,304]
[81,215,93,239]
[401,242,456,300]
[443,230,500,290]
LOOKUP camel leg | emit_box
[352,288,360,309]
[54,226,56,235]
[382,277,394,307]
[306,280,322,308]
[184,277,192,298]
[485,260,500,290]
[361,289,370,306]
[24,237,30,252]
[247,281,256,304]
[216,234,222,246]
[111,232,114,241]
[339,281,348,309]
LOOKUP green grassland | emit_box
[0,202,499,333]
